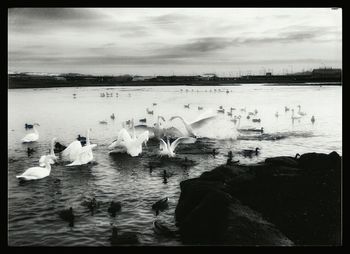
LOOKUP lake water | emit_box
[8,84,342,246]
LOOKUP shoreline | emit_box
[8,80,342,89]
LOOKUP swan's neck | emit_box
[86,129,91,145]
[45,161,51,171]
[33,126,38,134]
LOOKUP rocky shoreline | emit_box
[175,151,341,246]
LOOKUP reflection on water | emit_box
[8,85,342,246]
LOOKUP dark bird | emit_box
[247,115,251,119]
[25,123,33,130]
[152,197,168,215]
[238,147,260,158]
[111,113,115,120]
[139,118,147,123]
[212,148,219,158]
[198,106,203,110]
[77,135,87,146]
[27,147,34,157]
[153,103,157,106]
[82,197,100,215]
[217,108,225,113]
[59,207,75,227]
[153,220,175,237]
[311,115,315,124]
[146,108,154,115]
[252,118,261,123]
[285,106,290,112]
[108,201,121,217]
[54,142,67,153]
[184,104,190,108]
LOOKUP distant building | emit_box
[266,72,272,76]
[312,68,341,78]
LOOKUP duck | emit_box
[99,120,108,124]
[240,107,246,112]
[27,147,34,157]
[153,220,175,237]
[217,108,225,113]
[66,129,97,166]
[153,103,157,106]
[198,106,203,110]
[110,113,115,120]
[275,111,279,118]
[16,154,55,181]
[184,104,190,109]
[238,147,260,158]
[139,118,147,123]
[108,201,121,217]
[77,134,87,146]
[311,115,315,124]
[152,197,168,215]
[59,207,75,227]
[25,123,33,130]
[227,111,232,117]
[285,106,290,112]
[21,123,40,143]
[159,136,196,157]
[252,118,261,123]
[146,108,154,115]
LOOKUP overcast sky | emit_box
[8,8,342,76]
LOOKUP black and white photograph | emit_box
[8,7,342,246]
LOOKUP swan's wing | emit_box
[21,133,38,142]
[137,131,149,145]
[190,114,218,129]
[62,140,82,161]
[118,128,132,142]
[159,138,167,151]
[170,137,196,151]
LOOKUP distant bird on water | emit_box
[311,115,315,124]
[21,123,40,143]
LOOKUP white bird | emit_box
[109,120,149,157]
[39,138,59,165]
[136,115,184,140]
[169,110,218,137]
[291,109,302,120]
[66,129,97,166]
[159,137,196,157]
[16,155,55,181]
[297,105,307,116]
[62,129,94,162]
[21,123,40,143]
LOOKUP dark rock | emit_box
[175,151,341,245]
[265,156,299,167]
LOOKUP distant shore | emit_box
[8,80,342,89]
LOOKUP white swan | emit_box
[159,137,196,157]
[39,138,58,165]
[291,109,302,120]
[16,155,55,181]
[109,120,149,157]
[66,129,97,166]
[169,110,217,137]
[297,105,307,116]
[21,123,40,143]
[134,115,183,140]
[62,129,94,162]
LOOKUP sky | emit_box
[8,8,342,76]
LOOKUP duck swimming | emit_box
[184,104,190,109]
[311,115,315,124]
[238,147,260,158]
[146,108,154,115]
[25,123,33,130]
